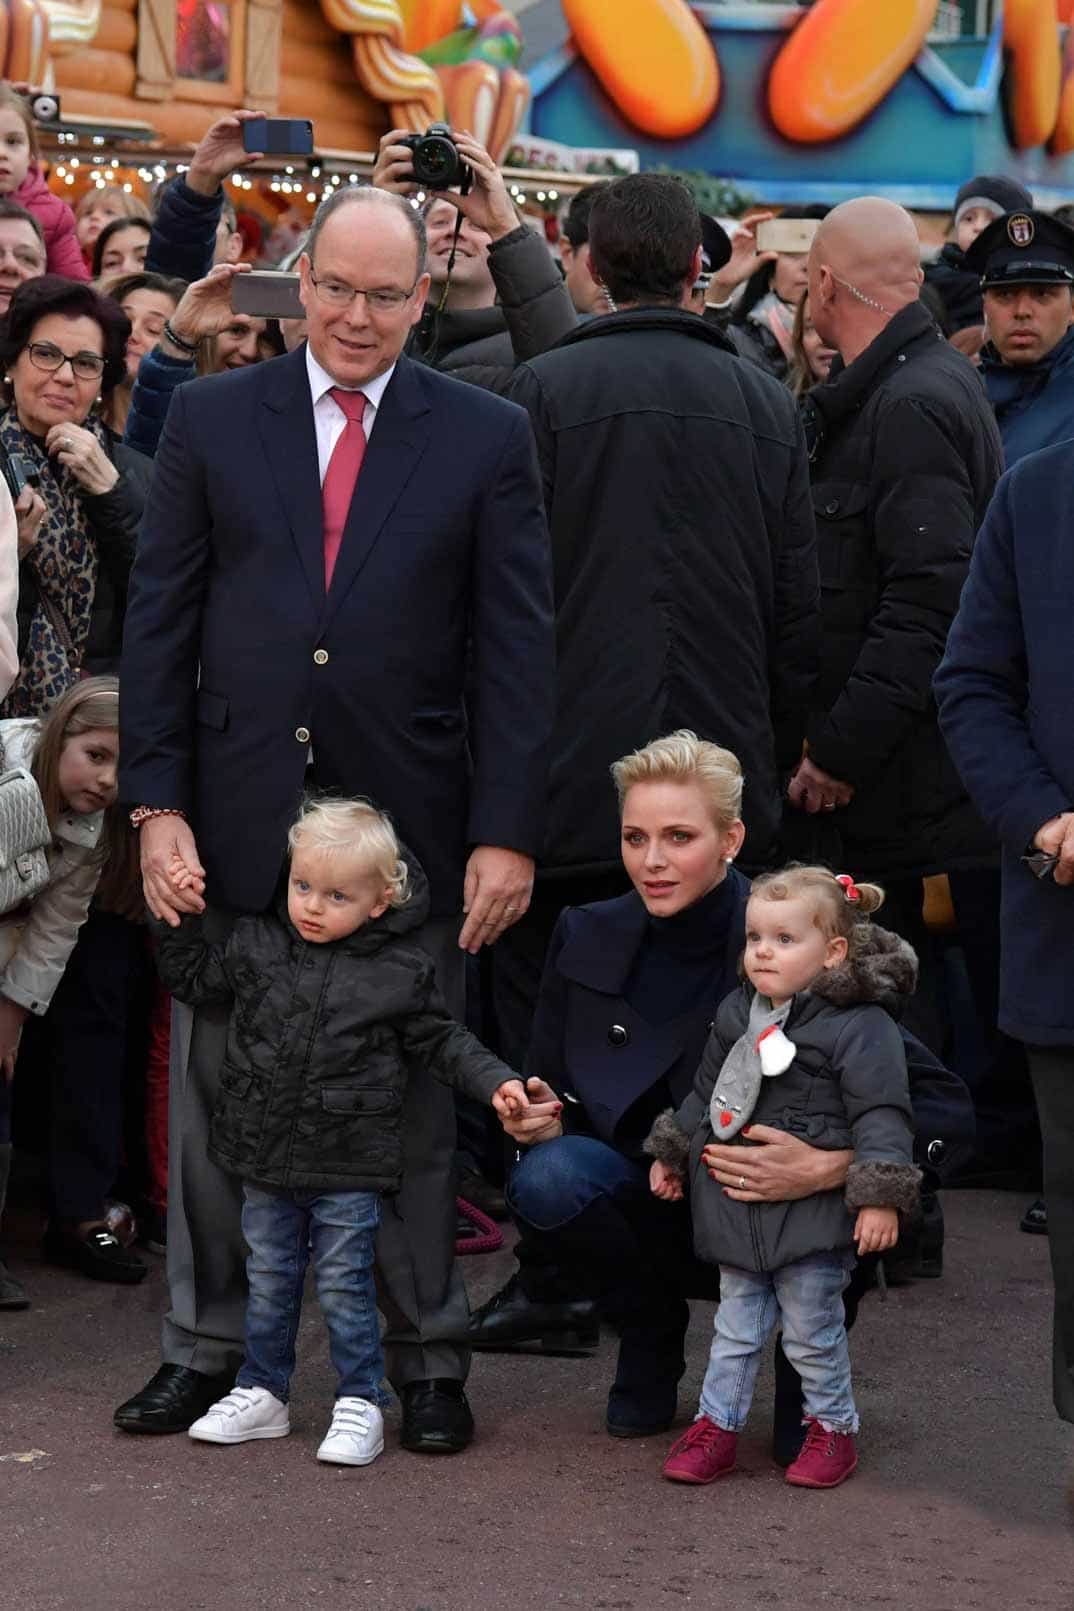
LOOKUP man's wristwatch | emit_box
[129,806,187,830]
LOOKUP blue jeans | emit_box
[700,1252,859,1435]
[508,1134,650,1229]
[236,1184,386,1406]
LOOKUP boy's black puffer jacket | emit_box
[646,924,921,1273]
[153,859,514,1194]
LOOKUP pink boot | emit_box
[784,1417,858,1488]
[662,1415,738,1484]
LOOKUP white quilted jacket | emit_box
[0,719,104,1015]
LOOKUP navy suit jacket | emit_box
[120,345,555,917]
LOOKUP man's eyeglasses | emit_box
[26,340,106,382]
[308,271,417,313]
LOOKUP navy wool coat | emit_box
[936,441,1074,1046]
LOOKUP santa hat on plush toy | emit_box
[756,1023,795,1077]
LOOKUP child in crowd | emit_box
[924,172,1032,334]
[0,676,120,1308]
[646,866,921,1491]
[0,86,88,281]
[153,797,528,1468]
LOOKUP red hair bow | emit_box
[835,873,861,903]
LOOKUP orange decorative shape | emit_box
[561,0,719,140]
[768,0,939,144]
[6,0,51,83]
[1050,22,1074,152]
[486,65,529,162]
[397,0,458,58]
[1005,0,1061,150]
[437,59,501,148]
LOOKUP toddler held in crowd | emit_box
[0,86,87,280]
[153,797,527,1467]
[646,866,920,1490]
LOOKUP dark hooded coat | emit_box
[646,924,921,1273]
[152,857,515,1194]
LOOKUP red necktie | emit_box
[321,387,367,589]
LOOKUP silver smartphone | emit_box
[231,271,305,321]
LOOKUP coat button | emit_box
[313,649,328,665]
[295,726,311,744]
[824,500,839,515]
[607,1024,629,1047]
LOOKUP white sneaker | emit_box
[316,1397,384,1466]
[188,1386,290,1445]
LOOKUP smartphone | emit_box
[755,218,820,255]
[241,118,313,156]
[231,271,305,321]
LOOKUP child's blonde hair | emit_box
[287,797,410,908]
[611,730,743,831]
[750,864,884,957]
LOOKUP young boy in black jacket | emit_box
[153,797,525,1468]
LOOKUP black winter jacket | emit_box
[509,308,819,875]
[415,223,576,394]
[646,925,921,1273]
[152,861,515,1194]
[923,243,983,333]
[802,301,1003,878]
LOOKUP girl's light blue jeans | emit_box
[699,1250,859,1435]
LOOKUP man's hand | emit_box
[14,484,45,559]
[702,1125,853,1203]
[499,1076,563,1146]
[372,128,420,196]
[1034,812,1074,887]
[649,1159,684,1202]
[165,263,251,351]
[458,846,534,953]
[854,1205,899,1255]
[0,994,28,1081]
[447,131,520,242]
[491,1078,529,1122]
[706,212,778,306]
[186,110,266,197]
[787,756,855,815]
[140,815,207,926]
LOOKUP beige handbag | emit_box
[0,765,51,917]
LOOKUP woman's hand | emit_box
[14,484,46,558]
[45,424,118,496]
[854,1206,899,1255]
[0,995,29,1081]
[166,264,252,353]
[702,1125,853,1203]
[649,1159,684,1202]
[498,1076,563,1146]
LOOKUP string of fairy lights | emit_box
[46,131,567,215]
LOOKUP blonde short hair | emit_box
[750,865,885,952]
[287,797,410,908]
[611,730,744,831]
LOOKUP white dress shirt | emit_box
[306,345,396,485]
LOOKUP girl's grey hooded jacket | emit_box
[645,924,921,1274]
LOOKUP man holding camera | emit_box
[114,182,554,1454]
[372,126,575,391]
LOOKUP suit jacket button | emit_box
[607,1024,629,1047]
[295,726,311,744]
[313,649,328,666]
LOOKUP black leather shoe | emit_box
[399,1379,474,1454]
[43,1223,146,1285]
[114,1365,236,1435]
[464,1272,600,1355]
[1021,1197,1048,1235]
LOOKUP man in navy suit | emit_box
[113,185,554,1451]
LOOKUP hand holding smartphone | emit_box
[241,118,314,157]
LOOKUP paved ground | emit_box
[2,1190,1072,1611]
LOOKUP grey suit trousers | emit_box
[161,910,472,1387]
[1028,1045,1074,1425]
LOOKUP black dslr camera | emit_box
[26,91,61,125]
[400,123,472,194]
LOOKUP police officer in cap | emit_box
[968,208,1074,464]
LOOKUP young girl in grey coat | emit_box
[646,865,921,1491]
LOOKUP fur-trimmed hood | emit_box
[806,923,918,1016]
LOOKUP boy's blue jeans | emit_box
[699,1251,859,1435]
[236,1183,386,1406]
